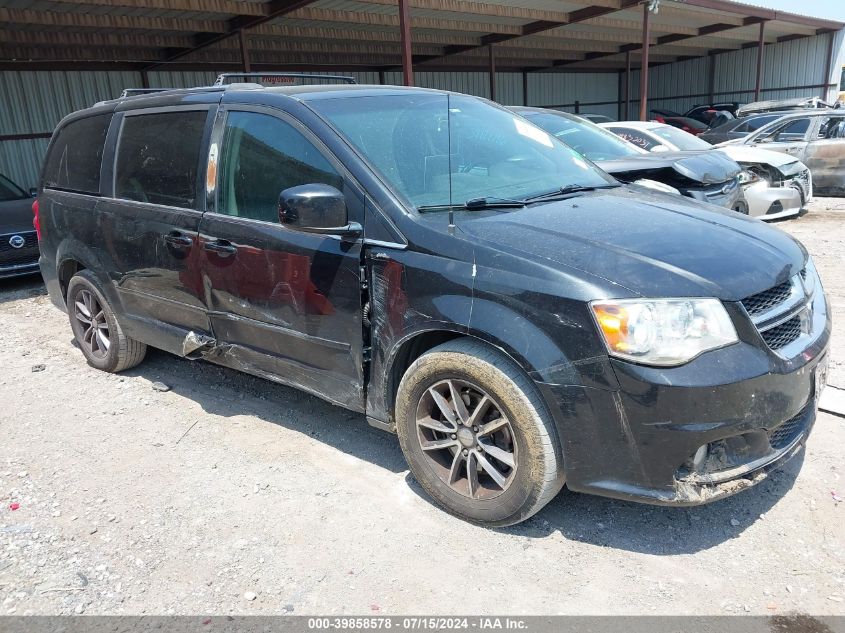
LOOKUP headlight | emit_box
[802,256,818,297]
[738,170,761,185]
[591,298,738,366]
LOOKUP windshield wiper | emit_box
[418,196,526,213]
[524,183,619,203]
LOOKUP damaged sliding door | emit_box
[197,106,366,410]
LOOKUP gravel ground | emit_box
[0,199,843,616]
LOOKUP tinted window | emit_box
[770,118,810,142]
[0,173,26,201]
[115,111,207,208]
[43,114,110,194]
[605,127,659,151]
[217,111,342,223]
[734,114,780,133]
[521,112,643,161]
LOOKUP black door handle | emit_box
[203,239,237,257]
[164,231,193,248]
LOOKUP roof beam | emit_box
[0,8,228,32]
[34,0,266,16]
[415,0,642,66]
[672,0,845,30]
[146,0,322,68]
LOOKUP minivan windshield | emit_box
[309,93,614,211]
[519,111,645,161]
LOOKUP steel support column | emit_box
[638,1,651,121]
[522,71,529,106]
[239,29,251,72]
[398,0,413,86]
[754,20,765,101]
[624,49,631,119]
[488,44,496,101]
[822,31,835,99]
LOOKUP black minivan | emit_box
[36,80,830,526]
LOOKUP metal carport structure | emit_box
[1,0,844,187]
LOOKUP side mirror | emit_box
[29,187,37,198]
[278,184,362,238]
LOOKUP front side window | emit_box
[765,118,811,142]
[43,114,110,194]
[521,112,644,161]
[309,94,612,211]
[115,110,207,208]
[0,173,27,201]
[217,111,342,223]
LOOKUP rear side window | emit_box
[43,114,110,194]
[115,110,207,209]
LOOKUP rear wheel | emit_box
[67,271,147,373]
[395,338,564,526]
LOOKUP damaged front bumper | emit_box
[740,165,813,221]
[540,300,830,506]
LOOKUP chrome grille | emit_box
[741,279,793,317]
[760,315,802,350]
[0,232,39,268]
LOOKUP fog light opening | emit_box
[692,444,708,472]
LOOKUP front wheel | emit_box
[395,338,564,526]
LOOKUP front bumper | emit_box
[743,181,802,220]
[540,290,831,506]
[0,260,40,280]
[686,180,744,211]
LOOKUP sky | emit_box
[738,0,845,22]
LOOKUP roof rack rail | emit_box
[119,88,174,98]
[213,72,357,86]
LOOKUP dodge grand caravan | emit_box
[36,80,830,526]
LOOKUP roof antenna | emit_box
[447,93,455,235]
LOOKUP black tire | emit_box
[395,338,564,527]
[67,270,147,373]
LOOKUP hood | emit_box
[456,186,805,301]
[716,145,804,171]
[598,150,740,185]
[0,198,36,234]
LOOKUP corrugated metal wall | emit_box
[0,68,613,187]
[2,29,843,188]
[627,31,839,115]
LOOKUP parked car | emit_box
[717,110,845,196]
[650,109,709,135]
[685,102,743,125]
[1,172,40,279]
[601,121,813,219]
[699,112,791,145]
[36,82,830,526]
[579,113,614,124]
[736,96,835,117]
[511,107,745,211]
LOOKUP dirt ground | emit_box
[1,199,844,616]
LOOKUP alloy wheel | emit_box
[415,378,518,500]
[74,289,111,358]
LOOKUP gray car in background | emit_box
[699,112,790,144]
[719,110,845,196]
[0,173,39,279]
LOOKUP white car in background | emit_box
[600,120,812,220]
